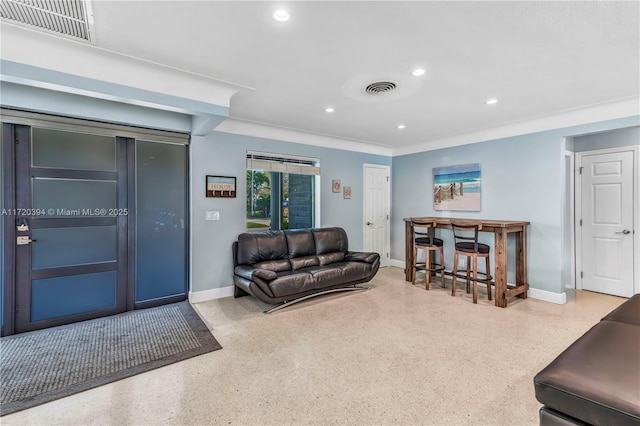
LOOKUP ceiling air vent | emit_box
[0,0,94,42]
[364,81,397,95]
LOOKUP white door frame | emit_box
[575,146,639,295]
[363,163,391,266]
[564,149,576,289]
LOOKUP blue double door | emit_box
[3,123,188,334]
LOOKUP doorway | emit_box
[363,164,390,267]
[576,147,637,297]
[2,112,189,335]
[9,125,128,333]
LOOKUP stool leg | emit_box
[472,254,478,304]
[412,245,418,285]
[425,249,431,290]
[452,251,458,296]
[439,246,445,288]
[466,256,471,293]
[485,255,492,301]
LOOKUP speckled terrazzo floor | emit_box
[2,267,626,426]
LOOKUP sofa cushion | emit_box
[290,255,320,270]
[301,261,373,287]
[237,231,290,270]
[254,259,291,272]
[317,252,345,265]
[285,229,316,257]
[268,271,317,298]
[602,294,640,325]
[312,227,348,254]
[534,320,640,425]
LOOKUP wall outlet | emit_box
[458,257,467,268]
[206,210,220,221]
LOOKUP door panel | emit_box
[134,140,187,303]
[32,178,117,215]
[13,126,128,333]
[31,271,118,321]
[31,226,117,269]
[581,151,634,297]
[364,165,390,266]
[31,128,116,171]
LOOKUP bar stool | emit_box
[410,218,446,290]
[450,220,492,303]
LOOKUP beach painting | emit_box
[433,163,481,211]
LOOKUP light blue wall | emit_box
[573,126,640,152]
[391,116,640,295]
[2,82,639,300]
[190,131,391,293]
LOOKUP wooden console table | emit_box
[404,217,530,308]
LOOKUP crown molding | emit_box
[393,96,640,156]
[214,118,393,156]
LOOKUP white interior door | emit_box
[363,164,390,267]
[580,150,635,297]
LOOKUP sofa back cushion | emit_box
[312,227,348,265]
[236,231,290,272]
[285,229,320,270]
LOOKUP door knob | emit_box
[366,222,373,226]
[615,229,631,235]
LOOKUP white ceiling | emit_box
[20,1,640,150]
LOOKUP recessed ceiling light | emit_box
[325,107,335,113]
[273,9,290,22]
[485,98,498,105]
[397,124,406,129]
[411,68,426,76]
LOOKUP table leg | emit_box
[405,221,414,282]
[494,228,507,307]
[516,227,528,299]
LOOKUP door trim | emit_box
[362,163,391,267]
[2,124,17,336]
[575,146,639,295]
[1,108,189,144]
[564,148,576,289]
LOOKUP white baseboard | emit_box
[189,285,234,304]
[527,287,567,304]
[390,259,405,268]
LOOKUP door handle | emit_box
[614,229,631,235]
[366,222,373,226]
[16,236,37,245]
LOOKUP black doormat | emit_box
[0,301,221,416]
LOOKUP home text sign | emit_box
[206,175,236,198]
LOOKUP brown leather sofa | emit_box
[232,227,380,312]
[533,294,640,425]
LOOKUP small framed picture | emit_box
[206,175,236,198]
[332,179,341,193]
[343,186,351,199]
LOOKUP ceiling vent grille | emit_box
[0,0,93,42]
[364,81,397,95]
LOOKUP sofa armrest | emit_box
[234,265,278,282]
[345,251,379,263]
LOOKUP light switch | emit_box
[206,210,220,221]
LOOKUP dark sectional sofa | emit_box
[534,294,640,425]
[232,227,380,312]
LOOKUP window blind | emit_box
[246,151,320,175]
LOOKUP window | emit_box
[246,151,320,231]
